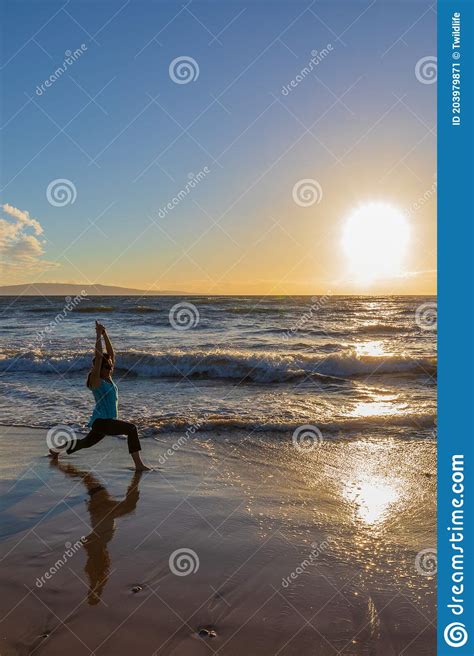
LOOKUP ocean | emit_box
[0,295,436,440]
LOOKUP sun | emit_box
[341,202,411,284]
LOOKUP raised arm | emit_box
[101,326,115,362]
[88,321,104,389]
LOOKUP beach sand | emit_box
[0,426,436,655]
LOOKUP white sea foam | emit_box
[0,348,436,381]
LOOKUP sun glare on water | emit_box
[342,202,410,284]
[355,341,386,357]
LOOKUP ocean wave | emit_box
[354,323,404,334]
[0,412,436,439]
[25,304,159,316]
[0,412,436,436]
[73,306,115,313]
[217,305,292,315]
[250,323,416,338]
[145,412,436,435]
[125,306,158,313]
[0,348,437,382]
[249,326,331,337]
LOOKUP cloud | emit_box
[1,203,43,235]
[0,204,58,279]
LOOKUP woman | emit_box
[50,321,150,471]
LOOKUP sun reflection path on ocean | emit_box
[354,340,388,357]
[351,399,407,418]
[346,339,413,421]
[337,342,420,531]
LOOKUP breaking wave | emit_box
[0,348,436,382]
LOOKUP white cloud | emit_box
[0,204,58,280]
[1,203,43,235]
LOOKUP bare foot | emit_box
[131,451,152,471]
[135,464,152,472]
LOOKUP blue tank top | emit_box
[88,379,118,426]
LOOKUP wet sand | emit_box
[0,426,436,655]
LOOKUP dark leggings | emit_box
[68,419,141,455]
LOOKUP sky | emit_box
[0,0,437,294]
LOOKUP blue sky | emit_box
[0,0,437,293]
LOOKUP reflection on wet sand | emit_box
[344,475,400,525]
[52,461,142,605]
[339,441,404,528]
[0,426,435,655]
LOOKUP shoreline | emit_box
[0,426,436,655]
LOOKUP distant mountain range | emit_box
[0,283,188,296]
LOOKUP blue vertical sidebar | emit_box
[438,0,474,654]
